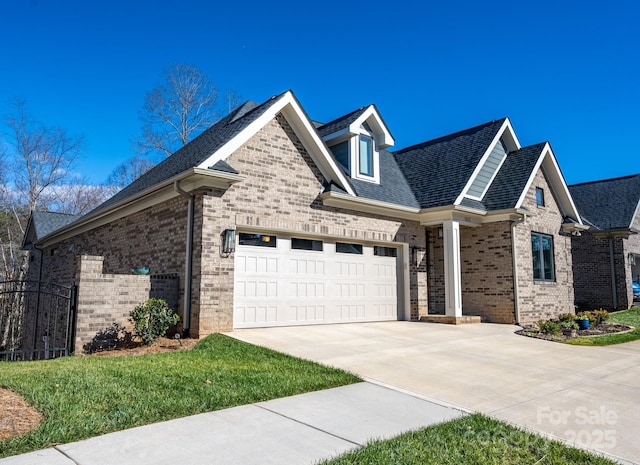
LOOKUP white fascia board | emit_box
[514,143,583,224]
[351,105,394,149]
[629,198,640,230]
[320,191,420,221]
[37,168,245,248]
[454,118,519,205]
[321,127,352,144]
[197,91,356,197]
[419,206,485,227]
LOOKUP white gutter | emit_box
[37,168,245,247]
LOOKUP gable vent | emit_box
[466,139,508,199]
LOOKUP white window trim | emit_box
[351,127,380,184]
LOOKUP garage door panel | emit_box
[234,236,399,328]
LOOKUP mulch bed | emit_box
[516,323,632,342]
[0,389,44,441]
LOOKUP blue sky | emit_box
[1,0,638,185]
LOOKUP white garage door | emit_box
[233,233,399,328]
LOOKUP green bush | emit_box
[559,320,579,330]
[594,309,610,324]
[129,299,180,345]
[558,313,575,323]
[537,319,560,335]
[576,311,596,324]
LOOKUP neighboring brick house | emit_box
[22,90,584,349]
[569,174,640,310]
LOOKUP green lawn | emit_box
[0,334,359,458]
[319,414,616,465]
[566,307,640,346]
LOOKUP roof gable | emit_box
[513,142,582,222]
[317,105,394,150]
[569,174,640,230]
[197,91,356,196]
[393,119,507,209]
[92,91,356,217]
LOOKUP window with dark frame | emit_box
[238,233,277,248]
[336,242,363,254]
[291,238,323,251]
[374,246,397,257]
[535,187,545,207]
[531,232,555,281]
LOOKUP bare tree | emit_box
[48,181,112,215]
[223,89,244,116]
[5,99,83,215]
[136,63,218,158]
[105,155,155,194]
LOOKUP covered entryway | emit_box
[233,233,400,328]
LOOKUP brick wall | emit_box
[572,207,640,310]
[426,226,445,314]
[73,255,178,351]
[29,113,430,339]
[515,168,575,324]
[193,114,428,335]
[460,222,515,323]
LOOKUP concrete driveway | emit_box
[229,322,640,464]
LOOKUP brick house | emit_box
[22,90,584,349]
[569,174,640,310]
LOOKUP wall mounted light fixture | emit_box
[222,229,236,255]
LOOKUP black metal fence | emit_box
[0,280,75,361]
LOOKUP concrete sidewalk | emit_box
[0,383,464,465]
[231,322,640,465]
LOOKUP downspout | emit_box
[173,181,194,337]
[609,238,618,310]
[511,218,524,325]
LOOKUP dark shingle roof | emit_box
[481,143,546,210]
[93,93,287,213]
[209,159,239,174]
[569,174,640,230]
[22,211,80,248]
[393,119,506,209]
[348,150,419,208]
[316,107,368,137]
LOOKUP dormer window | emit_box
[328,130,378,182]
[320,105,394,186]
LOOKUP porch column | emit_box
[442,220,463,317]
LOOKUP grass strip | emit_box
[0,334,359,458]
[318,414,617,465]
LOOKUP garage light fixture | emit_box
[222,229,236,255]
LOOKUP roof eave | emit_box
[320,191,420,221]
[36,168,245,248]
